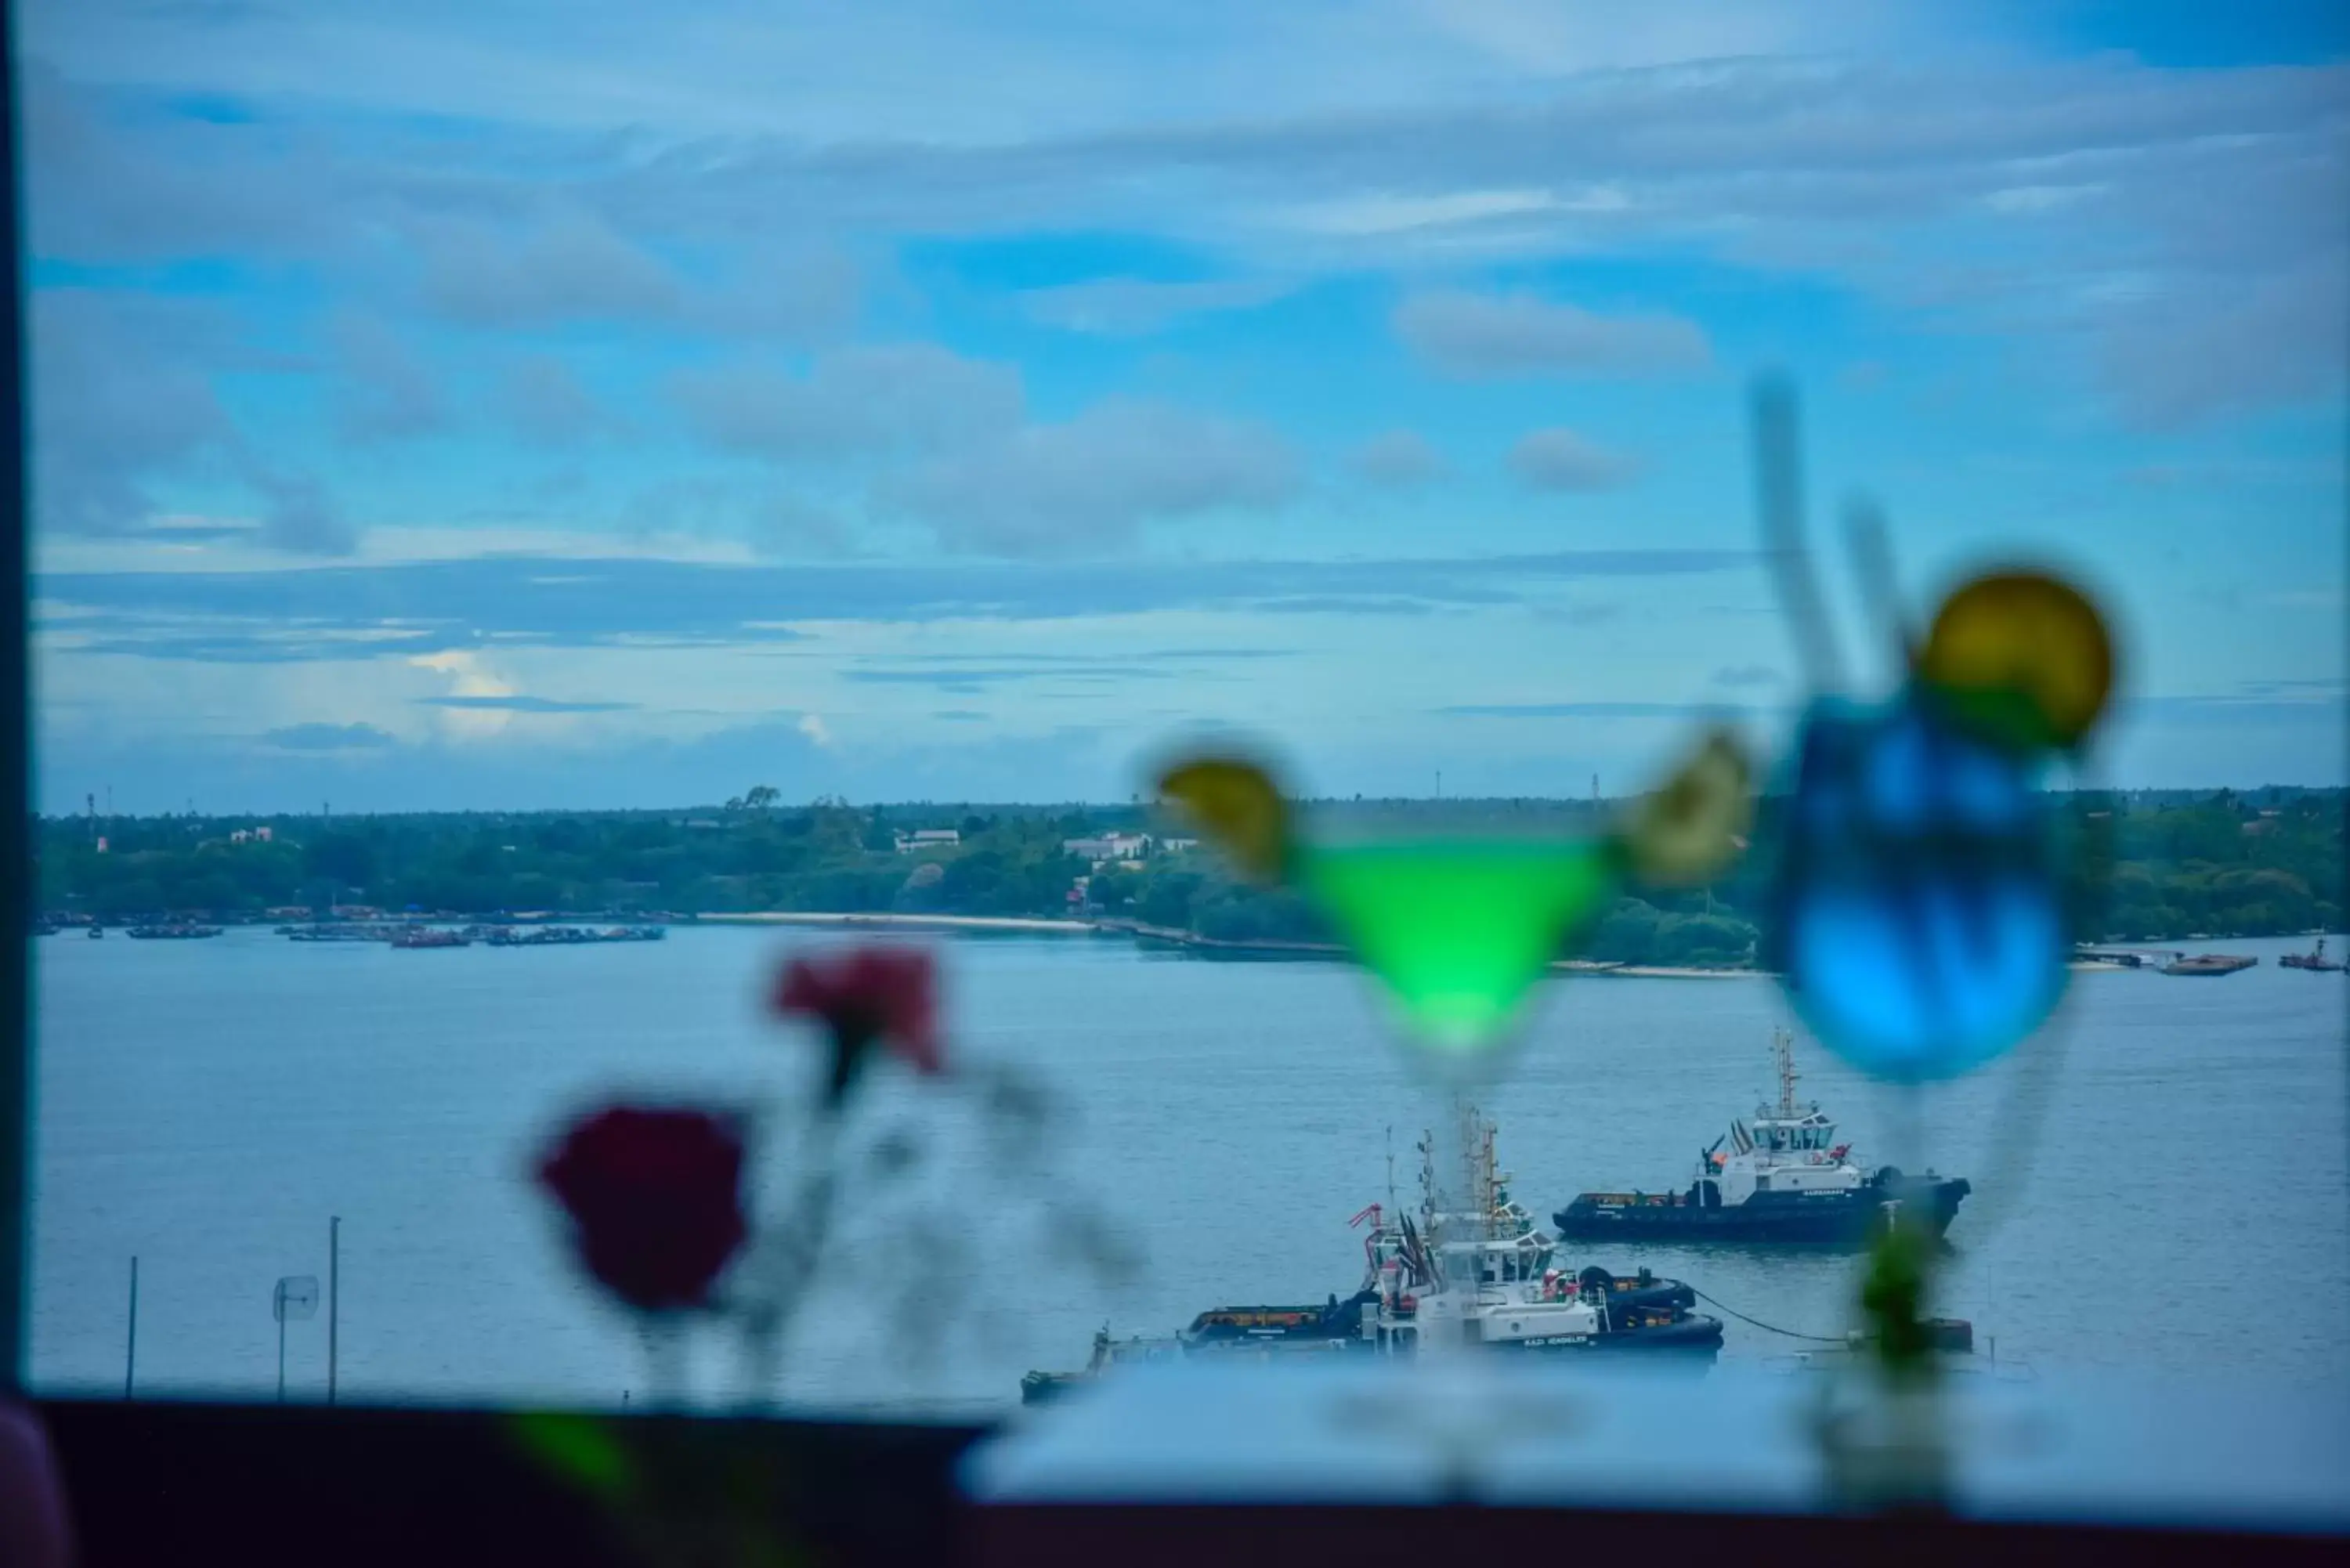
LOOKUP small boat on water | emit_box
[88,926,104,939]
[1553,1030,1970,1247]
[1763,1317,2008,1378]
[479,923,666,946]
[2160,952,2258,977]
[2279,939,2343,973]
[284,923,397,943]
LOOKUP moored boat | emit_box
[1553,1030,1969,1247]
[2279,939,2343,973]
[125,923,225,940]
[2160,952,2257,977]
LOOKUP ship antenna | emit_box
[1416,1129,1435,1231]
[1475,1109,1494,1225]
[1386,1125,1397,1219]
[1775,1027,1797,1119]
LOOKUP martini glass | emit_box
[1292,829,1619,1495]
[1298,833,1619,1346]
[1300,838,1617,1065]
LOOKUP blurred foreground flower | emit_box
[537,1105,749,1313]
[773,944,943,1104]
[531,938,1131,1443]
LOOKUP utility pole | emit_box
[327,1216,341,1405]
[124,1256,138,1399]
[273,1275,318,1404]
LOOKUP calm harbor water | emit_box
[28,927,2350,1411]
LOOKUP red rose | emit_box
[537,1106,748,1312]
[772,945,942,1104]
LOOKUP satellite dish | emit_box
[273,1276,320,1322]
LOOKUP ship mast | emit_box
[1773,1027,1798,1118]
[1471,1108,1495,1226]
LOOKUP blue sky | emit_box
[21,1,2348,812]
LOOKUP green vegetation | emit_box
[34,786,2343,959]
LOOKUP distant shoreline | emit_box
[697,912,1097,934]
[703,912,2148,980]
[723,912,1773,977]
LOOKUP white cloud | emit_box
[27,291,355,555]
[242,467,356,556]
[413,208,679,327]
[410,649,518,739]
[1509,428,1641,492]
[1287,189,1565,237]
[21,38,2345,433]
[753,493,852,559]
[796,713,834,748]
[880,400,1301,555]
[28,290,234,537]
[330,313,444,443]
[497,354,611,446]
[618,476,854,559]
[2094,260,2347,430]
[671,344,1023,460]
[1982,183,2108,215]
[1394,290,1712,379]
[1018,276,1292,335]
[1352,429,1449,489]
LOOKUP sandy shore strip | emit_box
[1550,960,1761,980]
[696,912,1097,934]
[689,912,2139,977]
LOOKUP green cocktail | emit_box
[1300,838,1618,1062]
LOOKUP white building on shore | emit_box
[1063,832,1152,865]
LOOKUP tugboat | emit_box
[1553,1030,1970,1246]
[1346,1118,1721,1359]
[1021,1327,1187,1405]
[2280,939,2344,973]
[1021,1113,1723,1400]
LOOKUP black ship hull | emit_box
[1490,1314,1724,1358]
[1018,1309,1724,1401]
[1553,1175,1970,1246]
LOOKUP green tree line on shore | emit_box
[34,786,2342,961]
